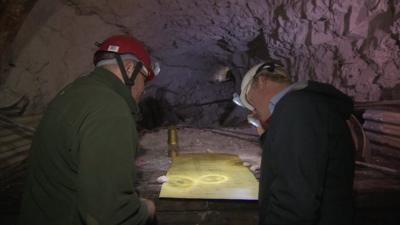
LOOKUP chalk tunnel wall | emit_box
[1,0,399,128]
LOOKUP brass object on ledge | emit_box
[168,126,179,158]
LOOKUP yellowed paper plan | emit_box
[159,153,259,200]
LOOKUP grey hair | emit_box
[95,54,138,67]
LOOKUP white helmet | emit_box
[239,62,288,111]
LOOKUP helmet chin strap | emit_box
[115,54,143,87]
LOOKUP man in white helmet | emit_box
[238,62,355,225]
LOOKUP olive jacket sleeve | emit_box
[77,107,148,225]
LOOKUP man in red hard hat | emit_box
[18,35,160,225]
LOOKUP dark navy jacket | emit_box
[259,81,355,225]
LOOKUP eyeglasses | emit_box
[141,66,150,78]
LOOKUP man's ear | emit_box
[125,61,135,74]
[256,75,268,88]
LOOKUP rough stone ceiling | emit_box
[1,0,400,126]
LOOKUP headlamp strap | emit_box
[130,61,143,85]
[256,63,276,74]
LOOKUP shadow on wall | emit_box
[138,79,249,129]
[137,95,246,129]
[138,96,175,130]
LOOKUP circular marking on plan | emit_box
[198,174,228,184]
[166,176,195,188]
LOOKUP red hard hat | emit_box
[94,35,159,81]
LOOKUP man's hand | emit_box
[256,126,265,136]
[251,112,270,135]
[141,198,156,220]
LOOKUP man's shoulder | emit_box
[68,76,121,101]
[278,89,319,110]
[51,77,129,116]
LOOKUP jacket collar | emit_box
[269,80,308,114]
[91,67,138,114]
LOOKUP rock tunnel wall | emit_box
[0,0,399,127]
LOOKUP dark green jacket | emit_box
[259,81,355,225]
[19,67,148,225]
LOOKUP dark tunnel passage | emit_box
[1,0,400,225]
